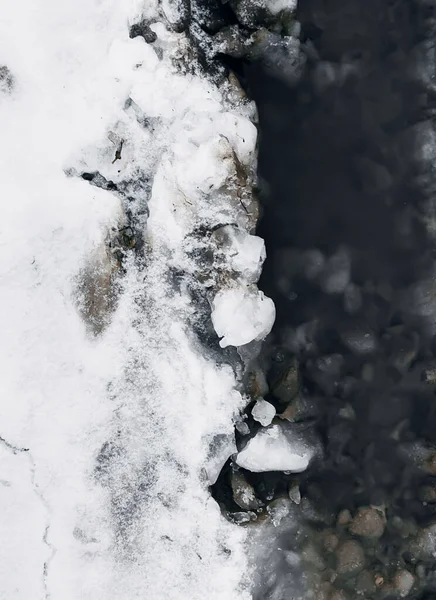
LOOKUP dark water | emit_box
[238,1,436,598]
[201,0,436,597]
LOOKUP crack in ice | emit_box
[0,435,56,599]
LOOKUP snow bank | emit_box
[0,0,273,598]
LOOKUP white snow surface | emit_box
[0,0,274,598]
[236,424,314,473]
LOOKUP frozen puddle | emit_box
[0,1,275,598]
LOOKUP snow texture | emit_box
[0,0,273,598]
[236,424,314,473]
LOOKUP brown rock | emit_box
[337,509,351,526]
[336,540,365,576]
[271,358,300,404]
[355,570,376,596]
[392,570,415,598]
[349,507,386,539]
[323,532,339,553]
[230,471,262,511]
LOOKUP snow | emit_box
[236,424,314,473]
[212,287,276,348]
[251,399,276,426]
[0,0,273,598]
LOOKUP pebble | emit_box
[349,507,386,539]
[323,532,339,553]
[288,481,301,504]
[230,470,262,511]
[337,509,352,526]
[266,497,292,527]
[336,540,365,576]
[271,357,300,404]
[309,354,344,395]
[419,485,436,503]
[344,283,362,314]
[340,326,377,355]
[392,570,415,597]
[355,570,377,596]
[421,363,436,385]
[319,246,351,295]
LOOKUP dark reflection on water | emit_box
[241,1,436,598]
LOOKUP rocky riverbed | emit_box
[206,0,436,599]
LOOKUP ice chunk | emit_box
[211,287,275,348]
[251,399,276,426]
[235,424,314,473]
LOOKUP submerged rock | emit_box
[271,357,300,404]
[335,540,365,577]
[349,507,386,539]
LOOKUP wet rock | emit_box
[389,332,419,373]
[419,485,436,503]
[392,570,415,597]
[246,365,269,399]
[337,509,352,526]
[308,354,344,395]
[422,363,436,385]
[349,507,386,539]
[336,540,365,577]
[288,480,301,505]
[319,247,351,295]
[408,524,436,561]
[344,283,362,315]
[279,394,320,423]
[353,156,394,194]
[355,570,377,596]
[230,470,262,511]
[266,497,292,526]
[323,531,339,553]
[330,590,348,600]
[340,325,377,356]
[271,357,300,404]
[302,543,325,570]
[399,442,436,475]
[228,511,257,525]
[251,399,276,426]
[302,248,325,280]
[129,20,157,43]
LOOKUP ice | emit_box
[236,424,315,473]
[265,0,297,16]
[212,287,276,348]
[0,0,269,597]
[251,399,276,426]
